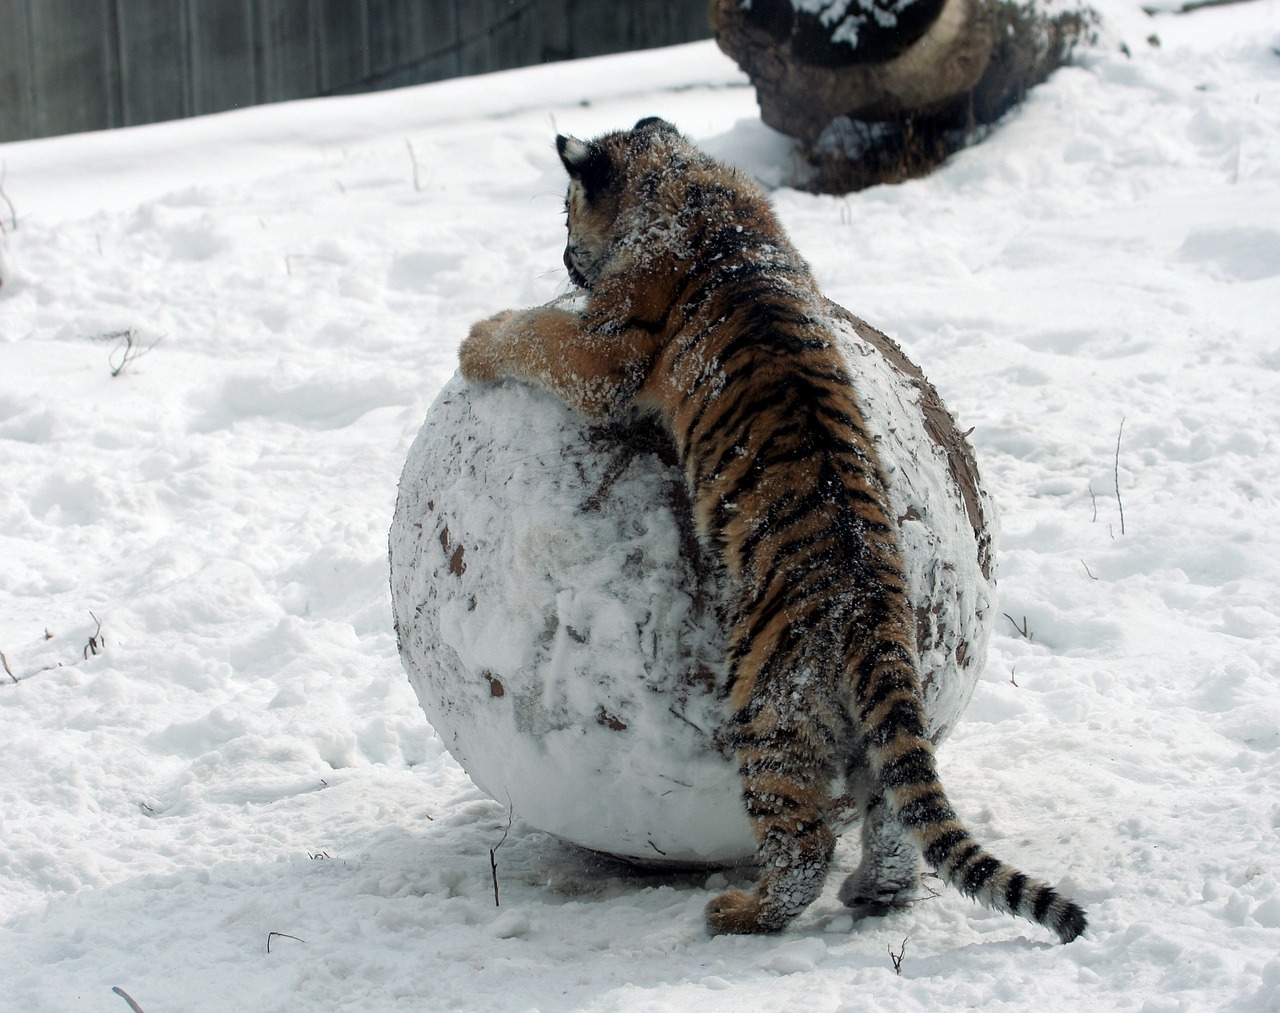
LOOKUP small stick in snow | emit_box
[918,873,943,900]
[888,936,908,975]
[1088,482,1098,523]
[1142,0,1259,14]
[1114,417,1127,536]
[112,986,146,1013]
[83,612,104,659]
[405,139,423,192]
[489,806,514,907]
[91,328,160,377]
[1,649,16,684]
[1002,613,1033,641]
[1081,560,1099,580]
[267,931,306,954]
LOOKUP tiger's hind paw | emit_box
[837,872,919,916]
[706,889,781,935]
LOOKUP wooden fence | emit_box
[0,0,712,143]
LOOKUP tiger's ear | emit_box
[556,134,612,194]
[633,116,679,137]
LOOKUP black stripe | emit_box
[859,634,915,671]
[731,578,787,653]
[962,855,1001,894]
[713,310,823,364]
[734,487,826,562]
[878,746,935,790]
[858,662,918,714]
[685,385,775,455]
[732,479,882,572]
[947,842,984,877]
[923,828,968,868]
[1032,887,1056,924]
[696,407,814,484]
[688,386,871,499]
[1005,872,1028,913]
[684,265,794,320]
[896,790,954,828]
[742,521,858,596]
[866,698,928,745]
[1056,902,1087,942]
[853,650,909,704]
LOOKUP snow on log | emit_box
[711,0,1099,191]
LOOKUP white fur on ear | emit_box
[557,135,591,169]
[555,134,612,192]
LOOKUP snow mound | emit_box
[389,300,997,865]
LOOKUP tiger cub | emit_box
[459,117,1087,943]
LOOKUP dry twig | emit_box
[1002,613,1033,641]
[111,986,146,1013]
[490,806,514,907]
[83,612,104,659]
[1114,417,1127,536]
[889,936,908,975]
[1142,0,1255,13]
[93,329,160,377]
[405,139,423,192]
[267,931,306,954]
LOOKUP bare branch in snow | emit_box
[1114,417,1127,536]
[91,329,161,377]
[83,612,105,660]
[490,805,515,907]
[405,139,423,192]
[112,986,146,1013]
[267,931,306,954]
[1003,613,1033,641]
[889,936,908,975]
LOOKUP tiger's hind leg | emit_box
[706,716,838,934]
[838,757,921,915]
[706,792,836,934]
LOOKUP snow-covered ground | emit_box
[1,0,1278,1008]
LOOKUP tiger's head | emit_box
[554,117,690,289]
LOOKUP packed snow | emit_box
[388,303,993,866]
[1,0,1278,1008]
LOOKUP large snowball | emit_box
[390,300,997,866]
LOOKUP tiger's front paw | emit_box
[459,309,519,383]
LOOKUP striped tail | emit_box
[879,740,1088,943]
